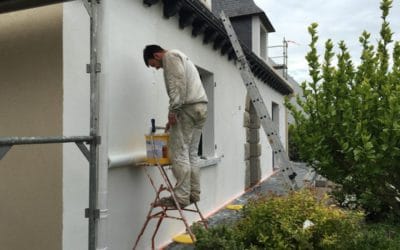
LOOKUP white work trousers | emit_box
[168,103,207,205]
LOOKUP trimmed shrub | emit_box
[194,189,365,249]
[193,224,245,249]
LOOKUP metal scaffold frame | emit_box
[0,1,101,250]
[269,38,289,80]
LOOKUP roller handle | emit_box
[151,119,156,133]
[150,119,166,134]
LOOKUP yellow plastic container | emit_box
[145,133,171,165]
[226,204,244,210]
[172,233,194,244]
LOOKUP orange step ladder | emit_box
[133,121,207,249]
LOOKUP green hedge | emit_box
[194,189,400,249]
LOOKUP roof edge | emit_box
[230,12,275,32]
[144,0,292,95]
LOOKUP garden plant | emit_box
[286,0,400,221]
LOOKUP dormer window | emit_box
[212,0,275,62]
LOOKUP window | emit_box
[272,102,279,129]
[272,102,279,169]
[197,66,215,159]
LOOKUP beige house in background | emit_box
[0,6,63,250]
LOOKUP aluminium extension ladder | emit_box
[133,126,207,250]
[220,11,299,191]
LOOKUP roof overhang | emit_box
[0,0,293,95]
[144,0,293,95]
[230,13,275,33]
[0,0,74,14]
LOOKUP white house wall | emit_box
[62,2,90,250]
[62,0,288,249]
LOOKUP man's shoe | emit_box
[154,197,175,207]
[154,197,189,208]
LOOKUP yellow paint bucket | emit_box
[145,133,171,165]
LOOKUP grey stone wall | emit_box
[244,94,261,188]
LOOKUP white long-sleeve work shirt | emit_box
[162,50,208,112]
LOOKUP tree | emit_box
[286,0,400,221]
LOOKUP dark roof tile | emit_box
[211,0,275,32]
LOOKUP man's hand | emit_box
[165,112,177,132]
[165,122,170,132]
[168,112,178,125]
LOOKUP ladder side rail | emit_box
[151,135,196,242]
[242,63,298,190]
[157,165,196,241]
[239,62,291,157]
[152,215,165,250]
[220,11,298,190]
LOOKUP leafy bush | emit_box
[349,222,400,249]
[194,189,365,249]
[193,224,245,249]
[285,0,400,221]
[288,125,301,161]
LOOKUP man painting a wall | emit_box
[143,45,208,208]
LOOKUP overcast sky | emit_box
[253,0,400,83]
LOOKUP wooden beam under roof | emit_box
[213,35,227,50]
[192,18,207,37]
[143,0,159,7]
[179,8,196,29]
[162,0,182,18]
[203,27,218,44]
